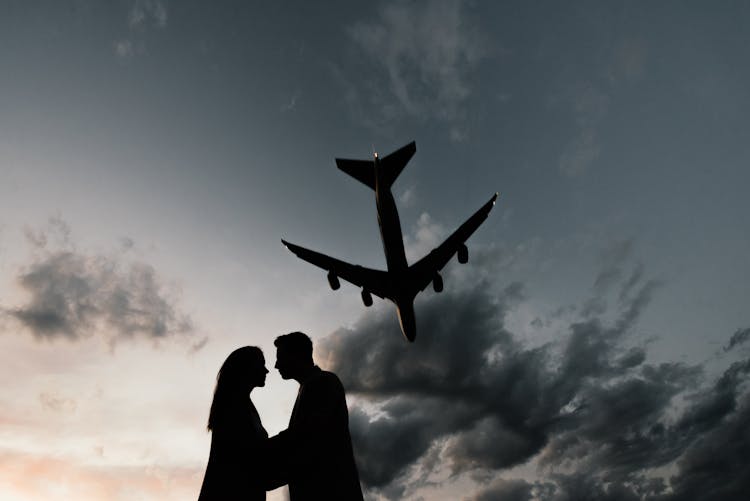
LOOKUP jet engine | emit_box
[361,289,373,307]
[327,271,340,290]
[457,244,468,264]
[433,273,443,293]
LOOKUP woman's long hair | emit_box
[207,346,264,431]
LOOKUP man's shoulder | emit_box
[307,367,344,391]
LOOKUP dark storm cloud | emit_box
[538,362,702,481]
[3,224,193,343]
[320,274,663,491]
[539,359,750,501]
[724,327,750,351]
[318,249,750,500]
[668,387,750,500]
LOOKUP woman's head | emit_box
[216,346,268,391]
[208,346,268,431]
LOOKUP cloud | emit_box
[402,212,447,263]
[592,238,634,293]
[318,244,750,500]
[24,215,71,249]
[3,221,193,345]
[583,239,648,319]
[343,0,490,138]
[559,83,609,177]
[114,39,135,59]
[398,187,416,208]
[0,450,200,501]
[608,38,647,83]
[724,327,750,352]
[558,38,647,177]
[280,91,301,112]
[114,0,167,59]
[39,391,77,413]
[668,376,750,500]
[469,478,533,501]
[129,0,168,29]
[189,336,209,354]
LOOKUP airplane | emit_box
[281,141,498,342]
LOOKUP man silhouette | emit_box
[271,331,363,501]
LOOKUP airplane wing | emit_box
[281,239,392,299]
[408,193,498,292]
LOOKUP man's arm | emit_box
[263,433,291,490]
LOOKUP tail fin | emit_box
[380,141,416,187]
[335,141,416,190]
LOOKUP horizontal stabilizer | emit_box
[335,141,416,189]
[335,159,375,189]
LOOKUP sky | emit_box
[1,1,749,500]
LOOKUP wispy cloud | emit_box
[129,0,168,29]
[114,0,168,60]
[114,39,135,59]
[402,211,447,263]
[725,327,750,352]
[398,186,416,208]
[558,37,648,177]
[342,0,490,139]
[280,90,301,113]
[39,391,77,413]
[559,83,609,177]
[114,40,135,59]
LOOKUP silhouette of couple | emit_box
[198,332,364,501]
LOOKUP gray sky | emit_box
[1,1,749,500]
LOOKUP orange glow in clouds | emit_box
[0,451,203,501]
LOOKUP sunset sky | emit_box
[1,1,749,500]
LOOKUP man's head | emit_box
[274,331,314,381]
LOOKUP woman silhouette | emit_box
[198,346,270,500]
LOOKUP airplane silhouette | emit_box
[282,141,498,342]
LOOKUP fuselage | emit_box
[373,154,417,341]
[374,155,409,273]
